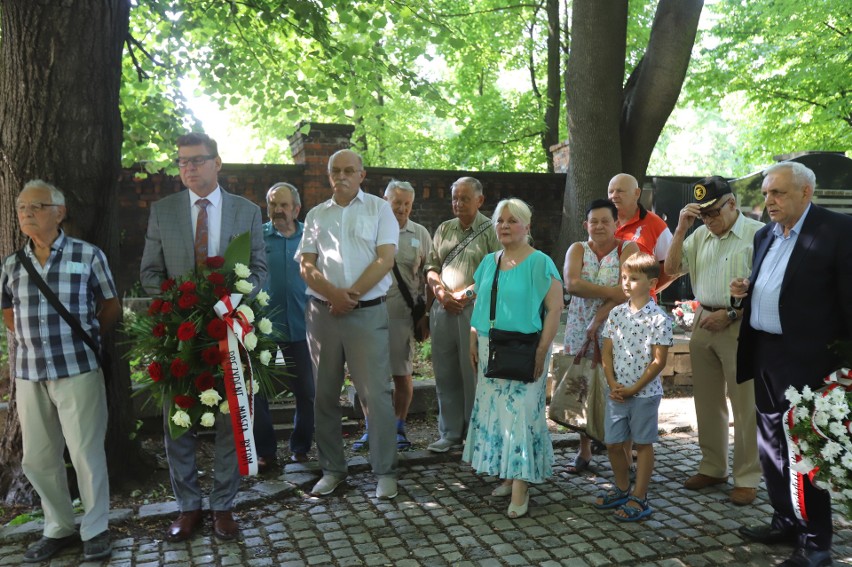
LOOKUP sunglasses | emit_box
[699,198,732,219]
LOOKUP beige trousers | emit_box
[17,369,109,540]
[689,310,762,488]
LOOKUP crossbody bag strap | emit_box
[442,221,492,272]
[489,252,502,328]
[15,249,102,366]
[392,264,416,312]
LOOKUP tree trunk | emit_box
[542,0,561,173]
[0,0,141,501]
[557,0,628,263]
[556,0,703,263]
[621,0,703,183]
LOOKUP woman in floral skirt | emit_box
[462,198,563,519]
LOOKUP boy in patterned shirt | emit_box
[596,253,673,521]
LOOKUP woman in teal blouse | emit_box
[462,198,563,519]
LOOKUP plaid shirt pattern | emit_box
[1,231,117,381]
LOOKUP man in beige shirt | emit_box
[424,177,500,452]
[665,176,763,506]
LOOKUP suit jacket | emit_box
[736,204,852,407]
[140,188,267,295]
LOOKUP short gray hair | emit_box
[266,182,301,207]
[22,179,65,206]
[764,161,817,191]
[451,176,483,195]
[384,179,414,198]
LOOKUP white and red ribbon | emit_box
[214,293,258,476]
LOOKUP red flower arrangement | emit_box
[124,233,280,439]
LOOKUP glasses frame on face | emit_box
[699,198,733,219]
[16,203,61,214]
[175,155,216,168]
[328,166,362,177]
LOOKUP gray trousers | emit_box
[17,369,109,541]
[306,299,397,478]
[430,302,477,442]
[163,400,240,511]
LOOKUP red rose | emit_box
[179,281,197,293]
[202,346,222,365]
[206,319,228,340]
[206,256,225,269]
[194,371,215,392]
[147,362,163,382]
[178,293,199,309]
[152,323,167,338]
[207,272,225,285]
[170,358,189,378]
[161,278,176,292]
[214,286,230,300]
[176,322,197,341]
[174,394,196,409]
[160,301,173,314]
[148,299,163,315]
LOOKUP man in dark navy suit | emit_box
[732,161,852,567]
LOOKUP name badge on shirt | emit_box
[411,238,420,248]
[66,261,87,274]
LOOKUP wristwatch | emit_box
[464,289,474,299]
[726,307,739,321]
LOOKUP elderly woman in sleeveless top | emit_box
[563,199,638,473]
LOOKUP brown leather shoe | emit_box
[683,473,728,490]
[730,487,757,506]
[212,511,239,541]
[290,453,309,463]
[166,510,203,542]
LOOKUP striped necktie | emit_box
[194,198,210,267]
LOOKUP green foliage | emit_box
[688,0,851,168]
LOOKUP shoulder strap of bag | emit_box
[442,221,492,271]
[617,239,624,257]
[15,249,102,366]
[489,252,502,327]
[392,264,416,312]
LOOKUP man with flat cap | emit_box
[665,176,763,506]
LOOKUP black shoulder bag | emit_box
[484,252,541,383]
[16,250,104,367]
[392,264,428,341]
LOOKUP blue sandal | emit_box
[614,495,653,522]
[352,432,369,451]
[396,432,412,452]
[594,485,630,509]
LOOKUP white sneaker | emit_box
[376,477,398,500]
[311,474,345,496]
[427,438,462,453]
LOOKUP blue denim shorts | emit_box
[604,394,661,445]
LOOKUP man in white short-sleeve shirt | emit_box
[298,149,400,500]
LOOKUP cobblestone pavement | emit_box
[2,400,851,566]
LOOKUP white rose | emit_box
[234,263,251,279]
[219,400,230,414]
[243,332,258,351]
[257,317,273,335]
[256,290,270,307]
[235,279,254,294]
[252,379,260,395]
[842,450,852,469]
[200,412,216,427]
[199,388,223,407]
[236,304,255,323]
[171,410,192,429]
[259,350,272,366]
[784,386,802,406]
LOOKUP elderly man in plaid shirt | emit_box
[1,180,121,563]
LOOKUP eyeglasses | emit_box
[16,203,60,214]
[328,167,362,176]
[699,198,732,219]
[175,155,216,168]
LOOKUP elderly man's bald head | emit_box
[607,173,641,212]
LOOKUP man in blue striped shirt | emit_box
[1,180,120,563]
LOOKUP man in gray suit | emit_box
[140,132,267,542]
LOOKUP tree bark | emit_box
[556,0,703,263]
[557,0,628,263]
[542,0,561,173]
[0,0,140,501]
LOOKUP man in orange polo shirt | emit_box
[608,173,675,294]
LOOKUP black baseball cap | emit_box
[692,176,732,209]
